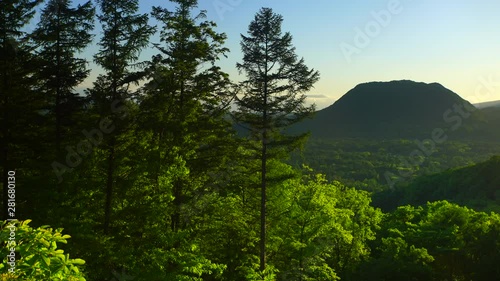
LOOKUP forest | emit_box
[1,0,500,280]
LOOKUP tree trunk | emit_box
[260,131,267,271]
[104,12,118,234]
[171,77,185,233]
[171,181,181,232]
[260,67,269,271]
[104,138,115,234]
[55,3,62,156]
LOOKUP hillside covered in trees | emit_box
[374,156,500,212]
[1,0,499,281]
[290,80,500,140]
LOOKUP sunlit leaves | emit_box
[0,220,86,280]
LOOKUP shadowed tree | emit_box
[91,0,154,234]
[0,0,42,220]
[142,0,234,233]
[102,0,234,278]
[31,0,95,156]
[233,7,320,272]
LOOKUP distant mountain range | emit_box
[474,100,500,109]
[289,80,500,139]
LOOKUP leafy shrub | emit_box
[0,220,86,280]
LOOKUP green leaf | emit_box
[71,259,86,265]
[42,256,51,266]
[40,238,50,248]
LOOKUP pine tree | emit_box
[233,7,320,271]
[92,0,154,234]
[31,0,95,156]
[142,0,234,232]
[119,0,236,277]
[0,0,42,220]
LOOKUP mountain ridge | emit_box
[291,80,480,139]
[373,155,500,212]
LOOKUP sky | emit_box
[30,0,500,110]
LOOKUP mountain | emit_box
[292,80,478,138]
[374,156,500,212]
[474,100,500,109]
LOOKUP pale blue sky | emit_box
[31,0,500,109]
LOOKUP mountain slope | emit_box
[374,156,500,212]
[293,80,477,138]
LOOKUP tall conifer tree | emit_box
[91,0,154,234]
[31,0,95,156]
[0,0,42,220]
[233,7,320,271]
[141,0,233,232]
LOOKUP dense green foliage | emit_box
[377,155,500,212]
[0,220,86,280]
[0,1,499,280]
[356,201,500,281]
[292,138,500,213]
